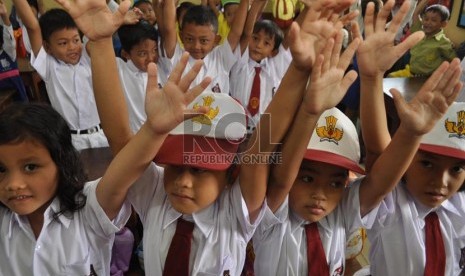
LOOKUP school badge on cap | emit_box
[304,107,365,175]
[154,91,247,170]
[420,102,465,160]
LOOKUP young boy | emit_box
[134,0,157,27]
[163,0,248,94]
[389,0,456,77]
[357,1,464,275]
[13,0,108,151]
[116,20,173,133]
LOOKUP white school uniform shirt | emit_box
[127,163,266,276]
[365,182,465,276]
[170,40,236,94]
[116,53,172,133]
[0,180,131,276]
[1,24,16,61]
[31,47,108,150]
[230,45,291,130]
[253,181,378,276]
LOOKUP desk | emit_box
[79,147,113,180]
[18,57,47,102]
[383,77,428,134]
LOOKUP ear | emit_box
[43,41,51,53]
[270,48,279,57]
[214,34,221,45]
[121,50,130,62]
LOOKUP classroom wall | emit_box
[445,0,465,46]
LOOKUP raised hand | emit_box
[0,0,7,17]
[355,0,424,78]
[302,30,359,115]
[288,0,358,71]
[123,7,143,25]
[144,53,211,135]
[54,0,131,41]
[393,58,463,136]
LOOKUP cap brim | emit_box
[304,149,365,175]
[154,135,240,170]
[420,144,465,160]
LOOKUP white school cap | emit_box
[304,107,365,175]
[420,102,465,160]
[154,91,247,170]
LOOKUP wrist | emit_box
[298,104,322,119]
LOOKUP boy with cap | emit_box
[356,1,465,275]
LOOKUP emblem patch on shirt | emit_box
[212,83,221,93]
[460,247,465,269]
[192,95,220,125]
[316,115,344,144]
[445,110,465,138]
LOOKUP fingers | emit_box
[340,70,358,93]
[330,30,343,68]
[375,0,394,33]
[178,60,203,92]
[394,31,424,57]
[146,62,159,93]
[436,58,462,100]
[363,2,375,37]
[391,88,408,116]
[311,54,325,81]
[184,77,212,105]
[55,0,73,12]
[118,0,132,15]
[339,37,359,70]
[168,52,190,84]
[321,38,335,73]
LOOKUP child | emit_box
[0,0,28,102]
[356,1,464,275]
[0,103,132,275]
[389,0,456,77]
[13,0,109,151]
[163,0,248,94]
[116,20,172,133]
[207,0,239,44]
[134,0,157,27]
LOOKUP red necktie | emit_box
[163,218,195,276]
[424,212,446,276]
[305,223,329,275]
[241,240,256,276]
[247,67,261,116]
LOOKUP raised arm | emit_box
[239,0,356,221]
[56,0,211,220]
[359,58,462,217]
[160,0,177,58]
[227,0,250,51]
[268,31,359,211]
[412,0,428,27]
[355,0,424,171]
[12,0,42,56]
[239,0,268,53]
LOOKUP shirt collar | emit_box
[290,210,332,234]
[414,196,460,229]
[162,200,216,238]
[126,60,145,74]
[431,29,446,41]
[8,197,71,239]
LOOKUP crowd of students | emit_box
[0,0,464,275]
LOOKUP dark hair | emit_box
[0,103,87,219]
[133,0,152,8]
[181,5,218,34]
[118,20,159,53]
[361,0,381,18]
[177,2,196,23]
[424,4,450,21]
[253,20,284,51]
[39,9,78,42]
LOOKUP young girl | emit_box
[0,103,131,275]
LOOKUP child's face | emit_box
[404,151,465,208]
[249,30,276,63]
[44,28,82,65]
[163,165,228,214]
[181,23,219,60]
[122,38,158,72]
[289,160,348,223]
[224,4,239,27]
[137,2,157,26]
[421,11,446,37]
[0,140,58,218]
